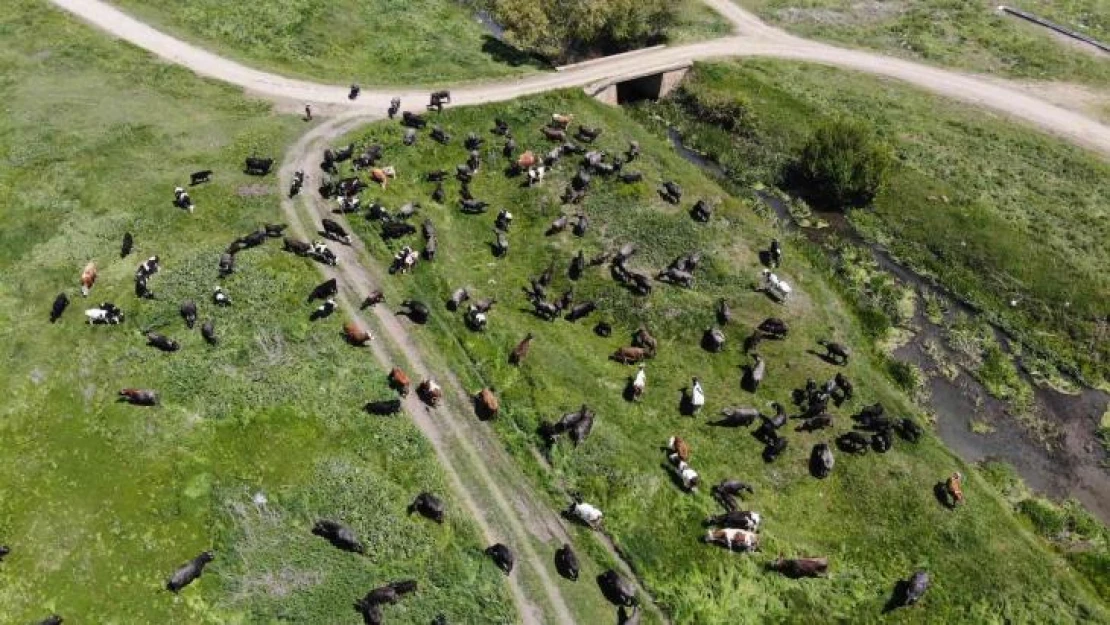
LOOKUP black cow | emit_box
[190,170,212,185]
[244,157,273,176]
[166,551,214,592]
[555,543,579,581]
[50,293,69,323]
[598,570,637,607]
[121,232,133,258]
[312,519,365,554]
[407,492,445,523]
[179,300,197,329]
[364,399,402,415]
[307,278,338,303]
[485,543,514,575]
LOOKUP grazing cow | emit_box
[361,290,385,309]
[704,528,759,552]
[397,300,430,324]
[703,327,726,353]
[572,213,588,237]
[343,322,372,346]
[348,84,360,100]
[659,181,682,204]
[690,199,713,222]
[166,551,213,593]
[486,544,514,575]
[213,286,231,307]
[796,413,833,433]
[891,570,930,609]
[495,209,513,232]
[201,320,218,346]
[576,125,601,142]
[119,388,157,406]
[761,270,792,302]
[388,96,401,118]
[762,436,788,462]
[173,187,194,212]
[216,252,235,278]
[743,354,766,392]
[290,170,305,197]
[945,472,965,506]
[555,543,579,581]
[666,436,690,464]
[631,326,657,353]
[526,165,546,186]
[475,387,500,420]
[408,492,445,523]
[388,368,411,396]
[546,214,568,235]
[872,428,893,453]
[36,616,63,625]
[673,460,700,492]
[430,126,451,144]
[120,232,134,258]
[551,113,574,128]
[312,519,365,554]
[146,331,180,352]
[307,279,338,303]
[370,167,396,189]
[321,218,352,245]
[80,261,97,297]
[85,302,124,325]
[594,321,612,337]
[541,126,567,142]
[174,301,196,330]
[510,333,533,366]
[491,230,508,257]
[705,510,762,532]
[618,171,643,184]
[417,379,442,407]
[817,339,850,365]
[50,293,69,323]
[895,417,923,443]
[565,301,596,322]
[402,111,427,128]
[447,288,470,312]
[687,378,706,413]
[810,443,835,479]
[711,406,759,428]
[403,127,417,147]
[630,365,646,400]
[190,170,212,185]
[245,157,273,176]
[566,501,603,529]
[712,479,755,511]
[365,399,402,415]
[610,346,650,365]
[283,237,312,256]
[597,570,637,607]
[836,431,869,454]
[311,298,337,321]
[770,556,828,579]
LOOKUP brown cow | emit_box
[541,127,567,142]
[666,436,690,464]
[343,322,372,346]
[631,326,657,355]
[80,261,97,297]
[119,388,158,406]
[550,113,574,128]
[370,166,396,189]
[945,472,964,505]
[388,367,411,396]
[475,387,499,420]
[769,556,828,579]
[417,379,442,407]
[509,333,534,366]
[517,150,537,169]
[610,346,649,364]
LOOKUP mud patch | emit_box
[238,184,272,197]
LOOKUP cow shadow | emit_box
[807,349,840,366]
[622,379,638,403]
[882,580,911,614]
[678,389,697,416]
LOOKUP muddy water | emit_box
[667,128,1110,522]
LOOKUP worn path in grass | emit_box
[273,111,669,625]
[50,0,1110,158]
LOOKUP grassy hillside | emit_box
[0,3,515,623]
[737,0,1110,86]
[106,0,729,86]
[328,92,1108,622]
[634,60,1110,388]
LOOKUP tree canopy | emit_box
[793,119,893,210]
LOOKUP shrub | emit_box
[791,119,892,210]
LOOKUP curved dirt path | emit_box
[50,0,1110,158]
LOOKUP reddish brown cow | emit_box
[610,346,649,364]
[475,387,499,420]
[946,472,965,505]
[119,388,158,406]
[509,333,533,366]
[769,556,828,579]
[667,436,690,463]
[389,367,411,396]
[80,261,98,297]
[541,127,566,142]
[517,151,537,169]
[370,166,396,189]
[343,322,372,346]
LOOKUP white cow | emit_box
[676,460,700,492]
[631,365,646,399]
[761,269,792,302]
[690,377,705,412]
[705,528,759,552]
[567,501,603,529]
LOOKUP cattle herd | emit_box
[19,93,962,624]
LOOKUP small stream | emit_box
[667,128,1110,522]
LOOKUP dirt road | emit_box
[50,0,1110,158]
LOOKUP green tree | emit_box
[488,0,674,62]
[794,119,893,210]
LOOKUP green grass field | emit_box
[326,92,1108,622]
[634,60,1110,388]
[106,0,730,87]
[737,0,1110,86]
[0,3,516,623]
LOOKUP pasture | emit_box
[324,92,1109,622]
[635,60,1110,389]
[736,0,1110,86]
[0,3,516,623]
[107,0,730,86]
